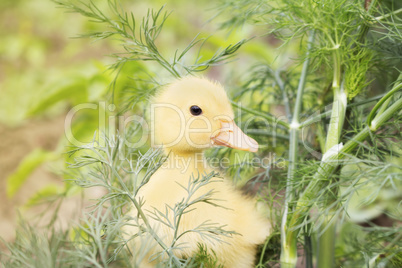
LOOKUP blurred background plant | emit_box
[0,0,250,244]
[1,0,401,267]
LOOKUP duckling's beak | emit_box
[211,120,259,152]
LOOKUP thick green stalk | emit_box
[324,83,346,152]
[317,73,402,267]
[317,66,346,268]
[317,2,384,263]
[299,94,385,129]
[280,31,315,267]
[317,217,337,268]
[286,82,402,264]
[290,95,402,224]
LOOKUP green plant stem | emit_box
[280,30,315,267]
[256,232,277,267]
[316,73,401,268]
[270,68,292,122]
[299,93,385,129]
[316,123,327,153]
[357,0,379,44]
[317,217,336,268]
[316,45,346,267]
[375,7,402,21]
[231,101,290,129]
[317,3,383,262]
[286,88,402,261]
[304,225,313,268]
[325,70,345,152]
[367,73,402,128]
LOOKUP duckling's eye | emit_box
[190,105,203,116]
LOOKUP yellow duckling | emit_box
[127,77,270,267]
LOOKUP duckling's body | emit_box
[127,77,270,267]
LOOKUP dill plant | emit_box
[214,0,402,267]
[66,133,235,267]
[1,0,401,267]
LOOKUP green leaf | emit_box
[27,78,87,116]
[24,184,63,207]
[6,149,57,198]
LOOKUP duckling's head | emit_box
[152,77,258,154]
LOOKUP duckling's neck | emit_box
[163,150,211,175]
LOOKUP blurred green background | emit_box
[0,0,110,243]
[0,0,279,244]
